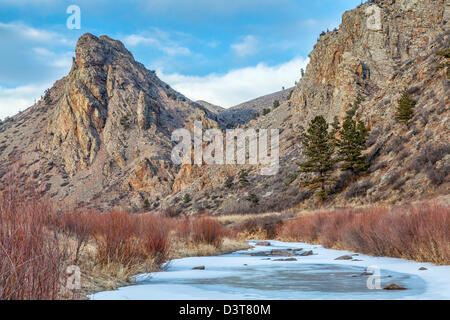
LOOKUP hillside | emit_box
[0,34,218,211]
[160,0,449,213]
[216,87,294,128]
[0,0,448,214]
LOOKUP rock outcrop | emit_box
[0,33,217,211]
[160,0,449,213]
[0,0,448,213]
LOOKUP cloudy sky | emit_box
[0,0,362,119]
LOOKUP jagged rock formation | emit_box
[0,0,448,213]
[0,34,218,211]
[160,0,449,213]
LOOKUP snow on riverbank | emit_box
[91,240,450,300]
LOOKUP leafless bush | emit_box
[162,206,180,218]
[366,125,382,147]
[330,171,353,194]
[370,160,388,173]
[397,150,409,161]
[385,170,401,186]
[278,203,450,265]
[425,164,445,186]
[385,136,406,154]
[234,215,284,238]
[345,179,374,199]
[392,178,407,190]
[412,144,450,173]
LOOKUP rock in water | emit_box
[335,255,354,260]
[383,283,407,290]
[192,266,206,270]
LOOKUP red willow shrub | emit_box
[0,182,68,300]
[171,214,227,247]
[56,210,172,266]
[278,203,450,265]
[191,215,226,247]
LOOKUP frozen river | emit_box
[91,240,450,300]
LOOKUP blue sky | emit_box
[0,0,362,119]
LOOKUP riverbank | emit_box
[91,240,450,300]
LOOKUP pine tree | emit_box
[297,116,337,200]
[337,98,370,175]
[396,89,416,125]
[238,169,249,188]
[273,100,280,108]
[183,193,191,203]
[143,199,151,210]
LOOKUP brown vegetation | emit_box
[0,180,247,300]
[0,180,68,300]
[278,203,449,265]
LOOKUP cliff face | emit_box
[291,0,448,125]
[161,0,449,213]
[0,34,218,211]
[0,0,448,213]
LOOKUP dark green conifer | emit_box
[297,115,337,200]
[396,89,416,125]
[337,97,370,175]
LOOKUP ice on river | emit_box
[91,240,450,300]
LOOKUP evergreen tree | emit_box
[396,89,416,125]
[143,199,151,210]
[183,193,191,203]
[273,100,280,108]
[337,97,370,175]
[43,89,52,104]
[297,116,337,200]
[238,169,249,188]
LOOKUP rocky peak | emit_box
[1,33,220,210]
[75,33,133,68]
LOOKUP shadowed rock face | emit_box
[0,0,448,213]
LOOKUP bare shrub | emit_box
[397,150,409,161]
[366,125,382,147]
[385,136,406,154]
[412,144,450,173]
[385,170,401,186]
[425,164,445,186]
[221,198,252,214]
[278,203,450,264]
[0,179,68,300]
[234,215,284,239]
[369,160,388,173]
[345,179,373,199]
[191,216,225,247]
[392,178,407,190]
[162,207,180,218]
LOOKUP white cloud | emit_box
[0,21,72,45]
[0,83,52,120]
[231,35,260,58]
[32,47,73,69]
[159,56,308,108]
[123,33,191,56]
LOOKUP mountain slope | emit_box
[0,0,448,214]
[161,0,449,213]
[215,87,294,128]
[0,34,218,211]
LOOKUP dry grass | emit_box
[0,182,248,299]
[0,178,69,300]
[169,238,251,260]
[52,211,248,296]
[278,203,450,265]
